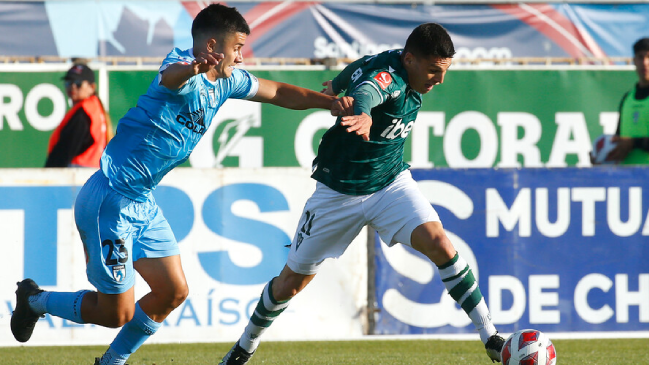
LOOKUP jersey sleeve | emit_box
[331,57,367,95]
[348,69,395,115]
[350,82,384,116]
[156,48,198,95]
[227,69,260,100]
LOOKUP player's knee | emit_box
[411,224,454,265]
[161,283,189,309]
[171,284,189,308]
[103,307,135,328]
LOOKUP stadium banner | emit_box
[0,168,367,347]
[1,2,648,60]
[374,167,649,336]
[0,68,637,168]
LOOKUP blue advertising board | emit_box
[374,167,649,334]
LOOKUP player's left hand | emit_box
[341,112,372,141]
[193,52,225,74]
[331,96,354,117]
[321,80,336,96]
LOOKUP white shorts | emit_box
[287,170,440,275]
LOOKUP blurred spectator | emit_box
[607,38,649,164]
[45,64,112,167]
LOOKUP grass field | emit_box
[2,338,649,365]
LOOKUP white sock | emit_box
[239,278,290,353]
[468,299,498,344]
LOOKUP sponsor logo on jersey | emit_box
[176,109,207,135]
[374,72,392,90]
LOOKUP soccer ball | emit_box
[590,134,617,164]
[501,329,556,365]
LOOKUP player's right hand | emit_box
[193,52,225,74]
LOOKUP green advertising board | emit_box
[0,67,636,168]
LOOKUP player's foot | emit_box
[485,333,506,363]
[220,341,255,365]
[11,279,44,342]
[94,357,128,365]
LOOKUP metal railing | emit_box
[0,55,634,67]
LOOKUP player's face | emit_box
[213,32,247,79]
[403,52,452,94]
[634,50,649,86]
[65,80,95,104]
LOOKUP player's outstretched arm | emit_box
[160,52,224,90]
[250,78,339,110]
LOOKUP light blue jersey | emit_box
[101,47,259,202]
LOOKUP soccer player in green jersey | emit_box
[220,23,505,364]
[606,37,649,164]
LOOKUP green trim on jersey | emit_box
[620,87,649,165]
[312,50,422,195]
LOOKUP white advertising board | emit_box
[0,168,367,346]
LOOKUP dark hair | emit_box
[403,23,455,59]
[633,37,649,55]
[191,4,250,42]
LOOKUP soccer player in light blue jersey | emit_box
[10,4,351,365]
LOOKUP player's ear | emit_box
[403,52,414,66]
[206,38,217,52]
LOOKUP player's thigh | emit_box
[369,170,441,247]
[133,204,185,294]
[134,255,187,297]
[75,171,137,295]
[287,183,366,275]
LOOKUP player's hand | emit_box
[331,96,354,117]
[341,112,372,141]
[192,52,225,75]
[321,80,336,96]
[606,136,633,162]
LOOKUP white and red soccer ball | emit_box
[501,329,556,365]
[591,134,617,164]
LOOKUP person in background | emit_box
[606,37,649,164]
[45,63,112,167]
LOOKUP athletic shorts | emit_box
[74,170,180,294]
[287,170,440,275]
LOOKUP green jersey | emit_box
[312,50,422,195]
[619,86,649,165]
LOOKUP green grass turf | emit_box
[1,338,648,365]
